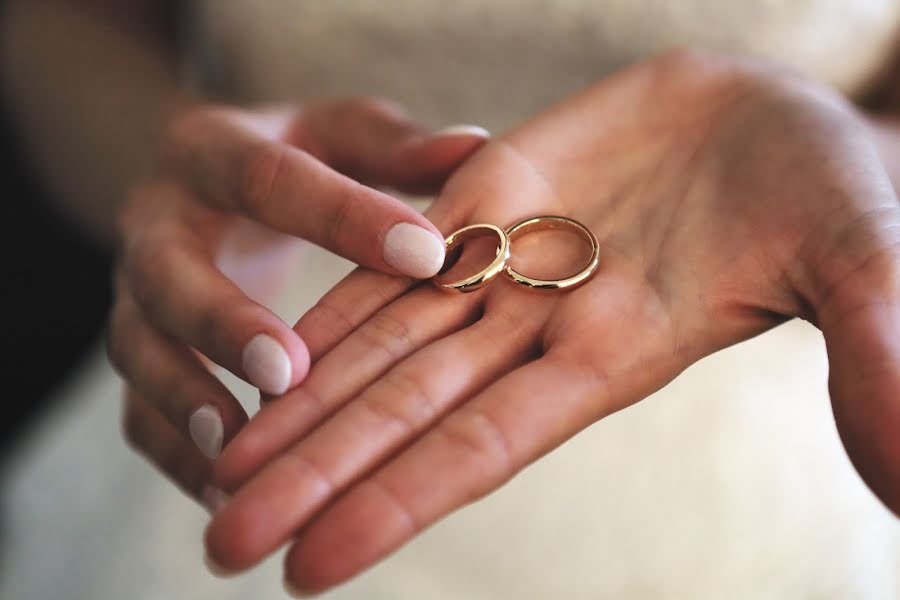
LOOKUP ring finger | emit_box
[108,286,248,459]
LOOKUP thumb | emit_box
[812,209,900,516]
[291,97,489,193]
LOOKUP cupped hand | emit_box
[106,97,489,508]
[207,51,900,592]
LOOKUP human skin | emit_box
[9,0,900,596]
[2,0,487,491]
[199,51,900,593]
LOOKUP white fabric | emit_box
[189,0,900,127]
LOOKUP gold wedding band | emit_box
[503,216,600,291]
[433,223,511,293]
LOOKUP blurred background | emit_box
[2,1,900,599]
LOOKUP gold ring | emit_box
[503,216,599,291]
[433,223,511,293]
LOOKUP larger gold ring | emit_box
[504,216,600,291]
[433,223,511,293]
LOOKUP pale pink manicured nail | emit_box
[242,333,292,395]
[432,124,491,138]
[189,405,224,459]
[201,485,229,514]
[383,222,446,279]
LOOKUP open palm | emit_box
[204,51,900,593]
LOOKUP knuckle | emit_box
[357,310,413,361]
[812,207,900,316]
[324,184,364,250]
[651,47,813,100]
[117,182,192,247]
[365,371,438,435]
[191,298,234,355]
[282,453,335,499]
[236,139,292,217]
[125,236,182,308]
[160,107,209,166]
[650,47,760,94]
[300,299,357,349]
[481,303,539,348]
[162,105,232,157]
[366,478,420,531]
[155,366,190,425]
[439,408,514,484]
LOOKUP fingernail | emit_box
[432,124,491,138]
[283,576,311,598]
[383,222,446,278]
[201,485,229,514]
[242,333,292,395]
[189,405,224,459]
[204,551,235,578]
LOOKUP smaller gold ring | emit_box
[433,223,511,293]
[504,216,600,291]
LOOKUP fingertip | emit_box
[189,405,225,459]
[203,548,237,579]
[242,332,310,395]
[212,421,278,493]
[282,482,413,593]
[201,485,230,515]
[383,222,446,279]
[283,573,315,598]
[242,334,292,395]
[284,542,327,597]
[204,507,260,575]
[288,335,312,387]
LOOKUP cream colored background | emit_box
[4,1,900,598]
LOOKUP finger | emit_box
[107,286,249,459]
[205,300,547,571]
[214,283,488,490]
[121,204,310,395]
[164,107,448,278]
[289,195,477,362]
[295,97,489,194]
[810,225,900,515]
[293,269,418,362]
[281,356,609,594]
[121,391,227,513]
[230,226,532,476]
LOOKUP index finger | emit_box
[163,108,446,279]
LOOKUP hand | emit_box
[207,51,900,592]
[107,97,489,508]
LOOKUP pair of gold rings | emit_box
[432,215,600,293]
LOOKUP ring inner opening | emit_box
[507,228,593,280]
[434,230,502,285]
